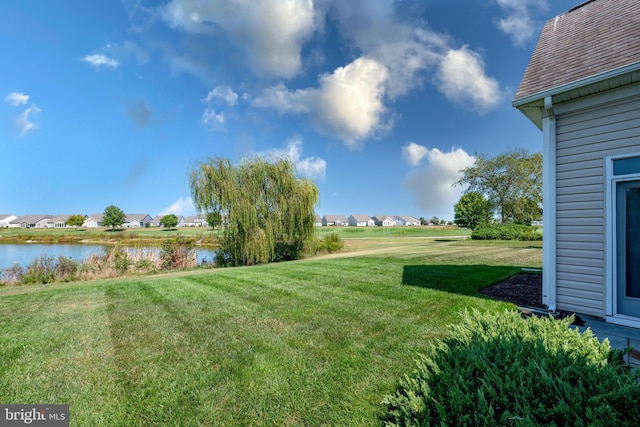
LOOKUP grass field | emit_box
[0,237,541,426]
[0,225,467,246]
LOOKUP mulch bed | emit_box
[479,273,544,309]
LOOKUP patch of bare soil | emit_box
[480,273,544,309]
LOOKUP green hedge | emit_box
[472,223,542,241]
[382,309,640,426]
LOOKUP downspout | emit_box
[542,96,557,312]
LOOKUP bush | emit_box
[160,235,197,270]
[23,255,56,284]
[319,233,344,253]
[520,228,542,241]
[273,242,302,262]
[382,309,640,426]
[113,248,132,274]
[472,223,541,241]
[54,256,79,282]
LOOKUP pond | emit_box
[0,244,217,270]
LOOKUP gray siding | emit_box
[555,94,640,317]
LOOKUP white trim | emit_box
[606,152,640,321]
[606,315,640,329]
[542,96,557,311]
[606,155,615,317]
[512,61,640,107]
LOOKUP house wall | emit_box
[554,86,640,317]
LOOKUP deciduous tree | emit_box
[454,192,492,230]
[160,214,178,230]
[206,212,222,229]
[189,156,319,265]
[457,148,542,224]
[66,214,85,228]
[103,205,126,230]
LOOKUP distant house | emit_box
[372,215,396,227]
[10,215,53,228]
[122,214,153,228]
[47,214,79,228]
[513,0,640,327]
[150,215,164,227]
[314,215,323,227]
[394,216,421,226]
[348,214,375,227]
[322,215,348,226]
[0,214,17,228]
[84,213,104,228]
[183,215,208,227]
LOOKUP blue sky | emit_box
[1,0,578,220]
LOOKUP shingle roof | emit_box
[125,214,151,222]
[323,215,348,222]
[10,215,52,224]
[514,0,640,102]
[50,214,76,222]
[350,214,371,222]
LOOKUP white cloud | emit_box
[254,57,390,148]
[160,197,197,217]
[82,54,120,68]
[204,86,238,106]
[402,142,429,167]
[403,146,475,220]
[5,92,29,106]
[495,0,548,47]
[250,4,502,146]
[252,83,312,114]
[434,46,502,114]
[200,108,225,130]
[257,137,327,180]
[326,2,445,99]
[16,105,41,137]
[157,1,503,145]
[162,0,317,78]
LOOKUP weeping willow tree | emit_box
[189,156,319,265]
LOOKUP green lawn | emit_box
[0,239,540,426]
[314,225,471,239]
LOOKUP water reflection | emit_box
[0,244,217,270]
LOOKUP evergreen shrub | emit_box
[382,309,640,426]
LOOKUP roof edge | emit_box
[513,60,640,107]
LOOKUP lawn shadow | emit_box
[402,264,519,297]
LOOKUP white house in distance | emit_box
[0,214,17,227]
[348,214,375,227]
[122,214,153,228]
[513,0,640,327]
[9,215,53,228]
[322,215,348,226]
[183,215,208,227]
[84,213,103,228]
[394,216,421,226]
[372,215,396,227]
[47,214,80,228]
